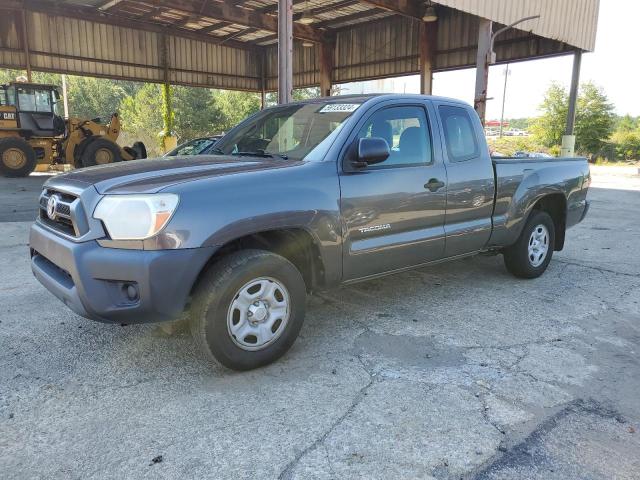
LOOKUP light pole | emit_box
[499,64,510,138]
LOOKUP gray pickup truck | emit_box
[30,94,590,370]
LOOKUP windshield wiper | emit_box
[231,150,288,160]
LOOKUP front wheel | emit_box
[0,137,37,177]
[190,249,306,371]
[503,211,555,278]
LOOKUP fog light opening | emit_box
[123,283,139,302]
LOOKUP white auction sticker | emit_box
[318,103,360,113]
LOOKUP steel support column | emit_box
[419,21,436,95]
[19,9,32,81]
[277,0,293,104]
[160,33,176,152]
[260,54,266,109]
[562,50,582,157]
[474,18,492,125]
[319,37,335,97]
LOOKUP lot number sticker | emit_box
[319,104,360,113]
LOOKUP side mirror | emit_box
[349,137,390,169]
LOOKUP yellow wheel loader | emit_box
[0,81,146,177]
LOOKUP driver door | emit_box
[339,103,447,281]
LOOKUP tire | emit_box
[0,137,37,177]
[131,141,147,159]
[190,249,307,371]
[80,138,122,167]
[503,210,555,279]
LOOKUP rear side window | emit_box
[438,105,479,162]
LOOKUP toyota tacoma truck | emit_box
[30,94,590,370]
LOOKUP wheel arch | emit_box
[190,227,327,298]
[530,193,567,251]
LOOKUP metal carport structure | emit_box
[0,0,599,149]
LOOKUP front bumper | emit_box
[30,222,216,324]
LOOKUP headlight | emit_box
[94,193,179,240]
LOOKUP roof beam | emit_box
[98,0,125,10]
[314,8,383,28]
[294,0,360,21]
[260,0,359,19]
[16,0,260,52]
[359,0,422,18]
[153,0,327,43]
[198,21,228,34]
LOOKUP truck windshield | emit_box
[212,101,362,161]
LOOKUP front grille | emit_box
[39,189,79,237]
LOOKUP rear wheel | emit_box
[190,249,306,371]
[0,137,37,177]
[81,138,122,167]
[503,210,555,278]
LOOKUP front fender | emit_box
[158,160,343,284]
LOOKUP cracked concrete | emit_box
[1,168,639,479]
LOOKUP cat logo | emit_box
[1,112,16,121]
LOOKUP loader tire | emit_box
[81,138,122,167]
[0,138,37,177]
[131,141,147,159]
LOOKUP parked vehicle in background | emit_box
[514,151,553,158]
[30,94,590,371]
[504,129,528,136]
[164,135,222,157]
[0,81,146,177]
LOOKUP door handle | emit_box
[424,178,445,192]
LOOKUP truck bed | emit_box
[488,156,590,248]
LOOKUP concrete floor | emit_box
[1,168,639,479]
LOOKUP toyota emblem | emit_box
[47,195,59,220]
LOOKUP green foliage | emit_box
[504,118,531,131]
[574,83,615,154]
[0,69,60,86]
[66,77,129,120]
[211,90,261,133]
[610,128,640,161]
[614,114,638,133]
[530,82,568,148]
[172,85,223,140]
[531,82,615,156]
[119,84,164,156]
[487,136,550,156]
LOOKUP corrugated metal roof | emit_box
[435,0,599,51]
[0,0,600,91]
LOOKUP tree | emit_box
[530,82,568,148]
[172,85,224,140]
[118,83,164,155]
[211,90,261,133]
[615,114,638,133]
[532,82,615,155]
[574,82,614,154]
[66,76,130,119]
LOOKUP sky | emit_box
[341,0,635,120]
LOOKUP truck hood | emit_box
[46,155,302,194]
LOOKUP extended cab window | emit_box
[357,106,432,168]
[438,105,479,162]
